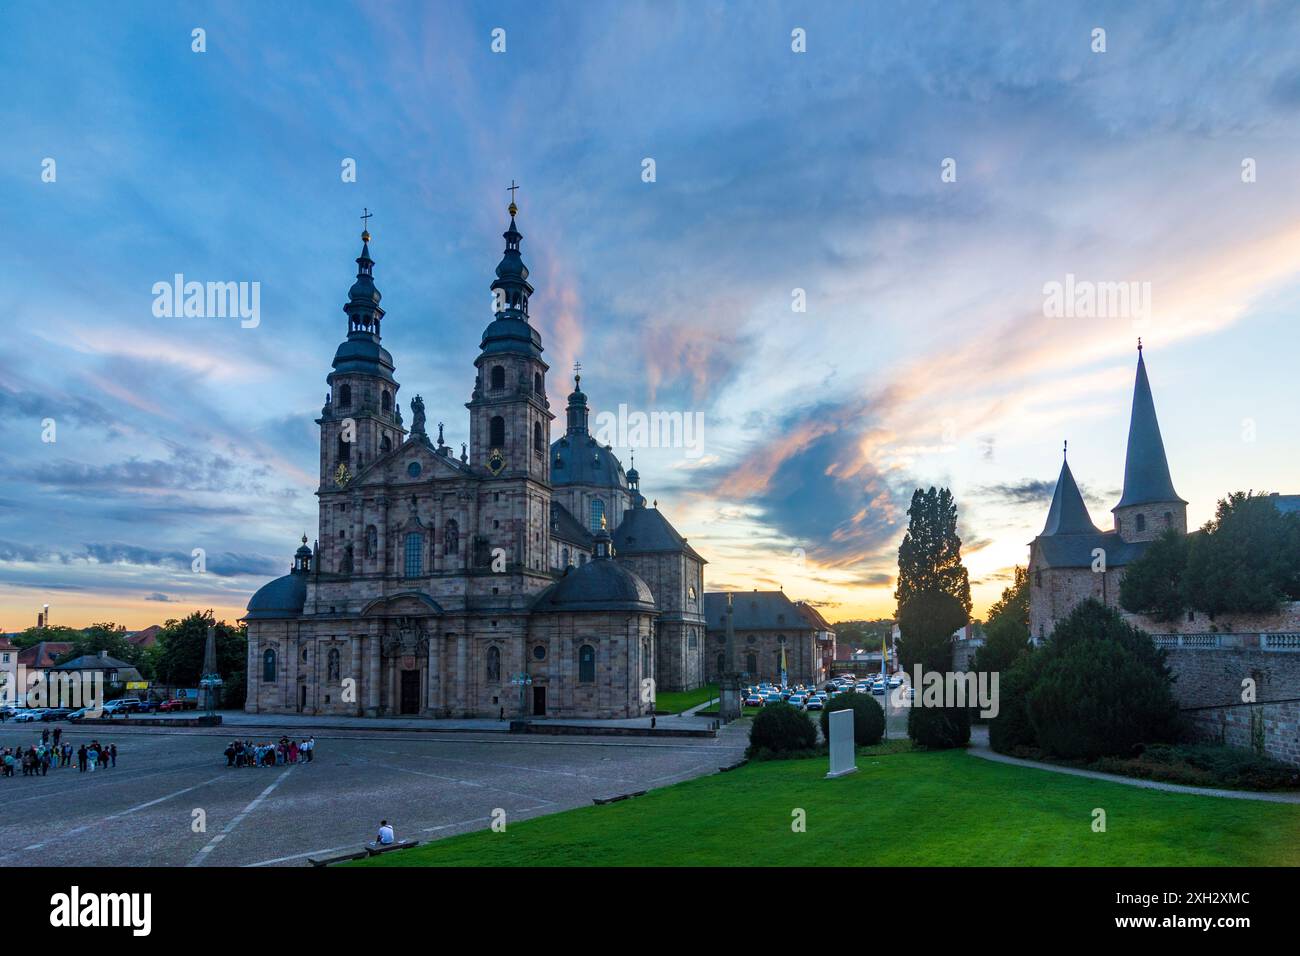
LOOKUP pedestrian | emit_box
[109,744,117,767]
[87,744,98,772]
[288,739,298,764]
[306,736,315,762]
[53,727,61,747]
[77,744,88,772]
[375,820,395,845]
[41,728,49,746]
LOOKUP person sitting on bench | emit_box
[376,820,395,845]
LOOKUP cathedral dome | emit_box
[550,434,627,489]
[244,573,307,621]
[533,557,656,613]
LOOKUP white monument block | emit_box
[826,708,858,778]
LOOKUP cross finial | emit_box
[573,359,582,387]
[1063,439,1068,460]
[507,180,520,216]
[360,207,373,240]
[1137,336,1143,352]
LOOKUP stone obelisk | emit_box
[718,592,742,723]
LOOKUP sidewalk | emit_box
[967,726,1300,804]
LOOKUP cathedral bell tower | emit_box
[318,217,405,492]
[466,193,553,483]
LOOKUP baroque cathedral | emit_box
[243,202,707,719]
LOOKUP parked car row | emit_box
[0,695,199,722]
[740,673,908,711]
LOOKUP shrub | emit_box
[747,702,817,757]
[818,694,885,747]
[1024,601,1179,760]
[988,650,1043,754]
[907,703,970,749]
[1097,743,1300,791]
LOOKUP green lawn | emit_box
[349,747,1300,867]
[654,683,718,714]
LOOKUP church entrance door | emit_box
[399,670,420,715]
[532,685,546,716]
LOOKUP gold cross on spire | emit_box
[360,207,373,240]
[507,180,520,216]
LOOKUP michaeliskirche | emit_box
[242,201,708,719]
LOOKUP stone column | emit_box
[366,631,381,716]
[350,634,362,716]
[456,632,468,715]
[426,629,438,714]
[245,634,259,713]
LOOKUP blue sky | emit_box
[4,0,1300,628]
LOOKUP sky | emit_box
[3,0,1300,630]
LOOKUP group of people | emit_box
[223,735,315,768]
[2,728,118,777]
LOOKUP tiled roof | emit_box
[702,591,815,631]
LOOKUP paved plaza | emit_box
[0,720,749,867]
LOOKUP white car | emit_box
[14,709,46,722]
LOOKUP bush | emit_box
[1023,600,1179,760]
[1097,743,1300,791]
[907,704,970,749]
[818,694,885,747]
[987,650,1043,754]
[747,702,817,757]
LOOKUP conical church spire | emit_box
[1041,444,1100,536]
[1115,342,1183,508]
[344,216,384,338]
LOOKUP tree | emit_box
[154,611,248,707]
[896,590,966,674]
[973,567,1030,676]
[895,487,971,615]
[11,625,82,650]
[56,622,141,668]
[747,702,817,757]
[1022,600,1179,760]
[832,619,895,650]
[1183,492,1300,616]
[1119,529,1190,621]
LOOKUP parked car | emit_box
[744,694,763,707]
[14,709,46,722]
[888,676,903,689]
[788,695,806,708]
[806,697,825,711]
[160,698,197,712]
[41,707,74,721]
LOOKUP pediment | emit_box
[352,436,470,488]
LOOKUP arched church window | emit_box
[365,525,377,560]
[534,420,544,456]
[339,384,351,407]
[486,645,501,683]
[491,366,506,391]
[578,644,596,683]
[336,434,350,463]
[327,648,341,682]
[562,547,570,567]
[590,498,605,532]
[404,533,423,577]
[341,544,354,574]
[716,653,725,674]
[745,653,757,676]
[382,390,391,412]
[443,519,460,556]
[534,372,543,394]
[263,648,277,683]
[490,416,505,447]
[380,435,391,453]
[1164,511,1172,526]
[641,641,651,676]
[1136,513,1146,533]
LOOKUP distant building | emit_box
[0,636,17,704]
[703,590,829,686]
[48,651,144,690]
[17,641,74,670]
[126,625,163,649]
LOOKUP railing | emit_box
[1262,633,1300,652]
[1152,633,1221,648]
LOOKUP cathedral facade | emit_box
[243,203,706,719]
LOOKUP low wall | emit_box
[1163,637,1300,766]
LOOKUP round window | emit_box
[532,645,547,661]
[407,461,422,478]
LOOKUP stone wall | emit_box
[1183,700,1300,767]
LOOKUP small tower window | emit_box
[336,434,351,463]
[534,372,543,394]
[339,384,352,407]
[381,390,391,412]
[490,366,506,391]
[1164,511,1172,526]
[590,498,606,532]
[534,420,544,456]
[1136,513,1146,533]
[490,416,506,448]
